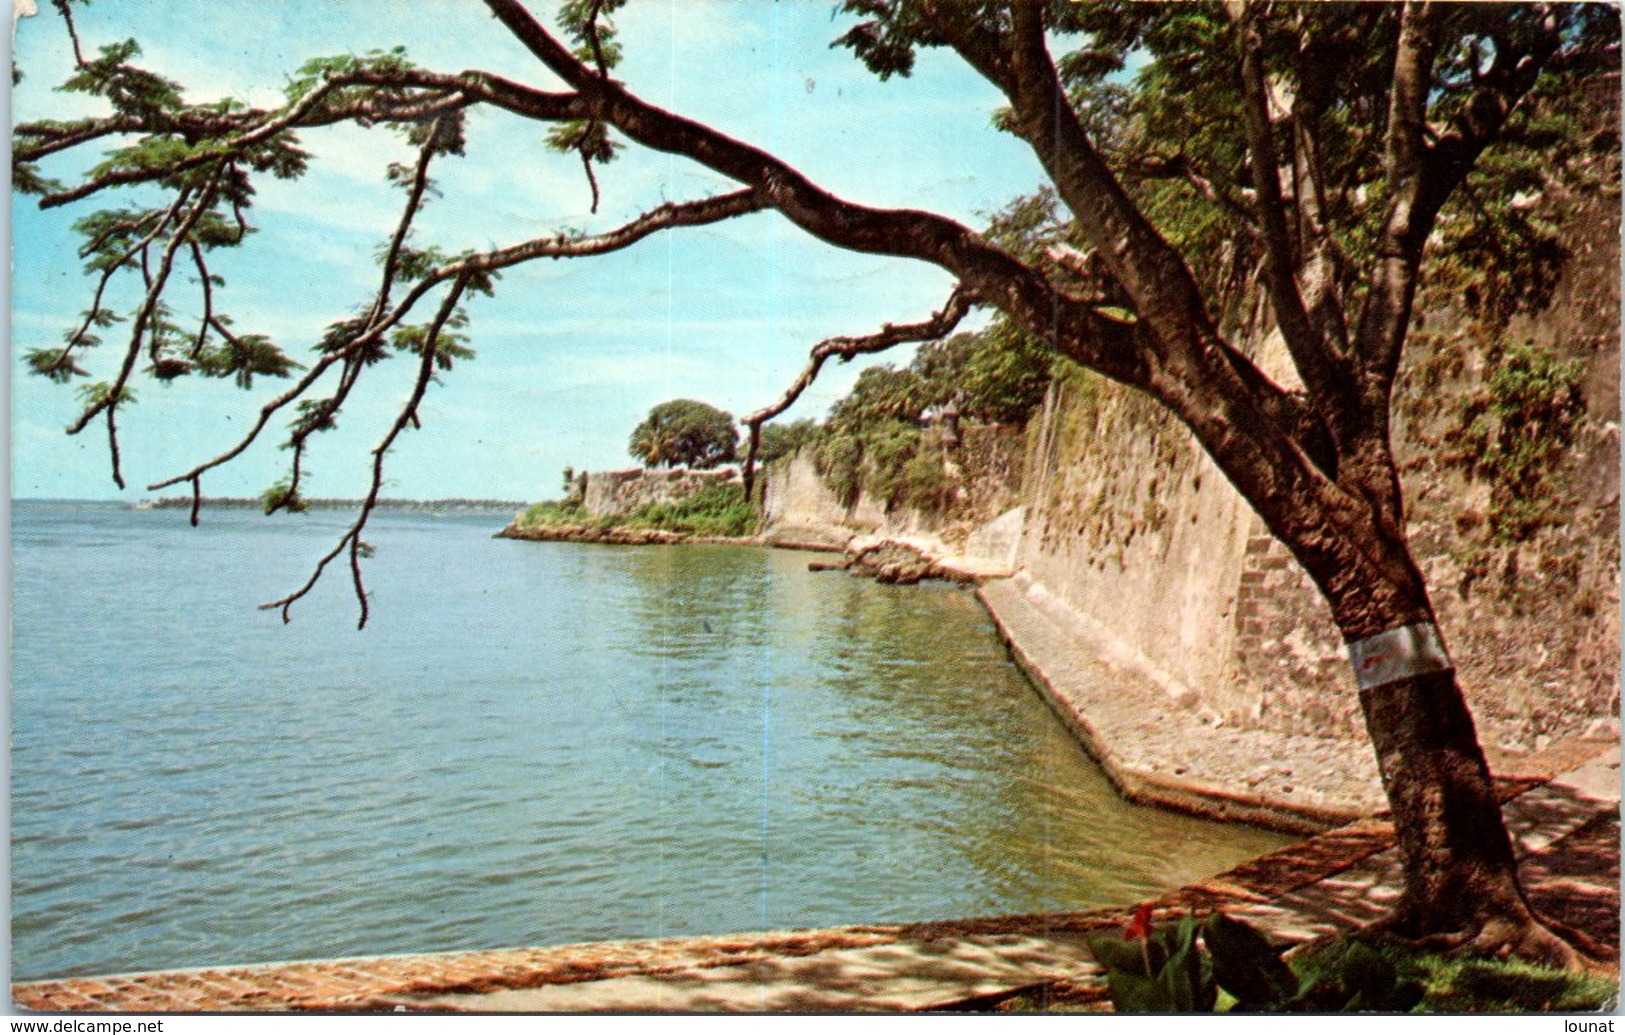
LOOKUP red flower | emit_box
[1124,902,1156,941]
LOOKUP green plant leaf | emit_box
[1202,912,1297,1007]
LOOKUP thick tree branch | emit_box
[14,116,147,163]
[1354,0,1443,395]
[478,0,1137,388]
[955,7,1216,362]
[1234,5,1350,427]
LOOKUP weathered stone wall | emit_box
[581,466,742,519]
[762,81,1619,753]
[1011,367,1262,722]
[1008,83,1620,749]
[761,424,1026,554]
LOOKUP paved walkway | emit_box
[13,741,1616,1013]
[976,576,1395,832]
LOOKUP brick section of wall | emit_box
[1230,522,1359,736]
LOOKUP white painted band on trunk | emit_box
[1347,622,1452,691]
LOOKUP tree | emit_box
[756,419,819,465]
[14,0,1617,964]
[627,398,738,470]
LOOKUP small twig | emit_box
[259,274,471,628]
[368,120,445,325]
[53,0,88,68]
[188,241,215,357]
[105,404,124,490]
[580,146,601,213]
[584,0,611,78]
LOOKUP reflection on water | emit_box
[11,504,1289,979]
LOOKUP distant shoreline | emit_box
[140,497,529,512]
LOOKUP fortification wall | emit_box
[761,86,1619,753]
[581,466,741,518]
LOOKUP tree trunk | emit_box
[1297,519,1600,967]
[1357,669,1523,928]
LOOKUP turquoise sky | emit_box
[11,1,1049,501]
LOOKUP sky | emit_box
[10,1,1050,502]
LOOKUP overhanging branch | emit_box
[739,287,974,499]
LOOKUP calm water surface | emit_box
[11,502,1288,979]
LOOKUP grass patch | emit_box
[616,482,760,537]
[1389,945,1619,1013]
[999,941,1618,1014]
[515,483,760,538]
[515,499,588,528]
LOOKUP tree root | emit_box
[1359,907,1617,975]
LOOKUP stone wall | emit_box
[761,424,1025,556]
[1014,370,1269,725]
[581,466,742,519]
[1004,81,1620,749]
[761,81,1619,754]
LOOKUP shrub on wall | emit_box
[1446,340,1587,544]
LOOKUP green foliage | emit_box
[616,482,760,538]
[1448,341,1587,543]
[517,498,587,528]
[391,308,476,373]
[260,478,308,515]
[802,311,1048,511]
[195,331,302,389]
[911,322,1051,425]
[543,0,625,207]
[1392,944,1618,1013]
[1087,912,1425,1014]
[854,2,1617,329]
[758,418,819,464]
[814,429,865,509]
[287,47,418,102]
[60,38,184,119]
[75,380,135,409]
[900,440,955,512]
[1087,914,1217,1013]
[629,398,739,470]
[25,346,90,383]
[517,482,758,538]
[557,0,628,71]
[861,419,924,511]
[828,364,927,433]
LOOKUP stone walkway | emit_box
[13,741,1617,1013]
[977,575,1391,831]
